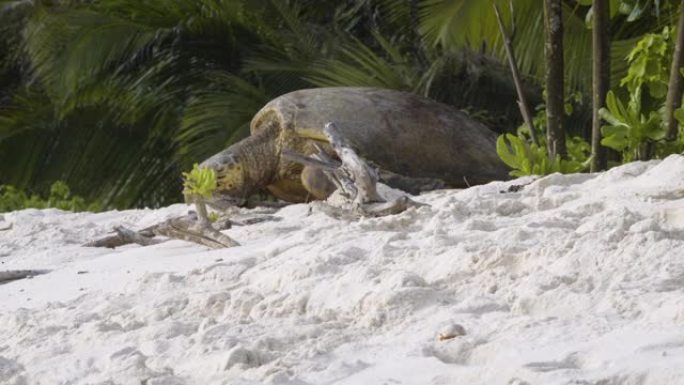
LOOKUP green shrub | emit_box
[496,132,590,177]
[600,27,684,161]
[620,27,673,100]
[0,181,101,213]
[498,27,684,175]
[599,89,667,161]
[496,102,591,177]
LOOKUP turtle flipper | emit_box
[300,165,336,200]
[293,127,329,142]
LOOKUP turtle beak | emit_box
[198,150,247,203]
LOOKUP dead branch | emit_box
[152,213,239,249]
[0,269,50,285]
[84,218,166,248]
[324,122,385,205]
[113,226,163,247]
[85,209,238,249]
[288,122,429,218]
[179,196,240,248]
[493,3,539,147]
[282,148,340,171]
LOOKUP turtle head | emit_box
[196,124,280,206]
[199,149,249,205]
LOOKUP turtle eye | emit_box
[225,154,240,164]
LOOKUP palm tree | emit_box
[0,0,529,208]
[591,0,611,172]
[0,0,277,207]
[665,0,684,141]
[544,0,567,159]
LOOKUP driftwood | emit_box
[154,197,240,249]
[113,226,163,247]
[0,269,50,285]
[283,147,445,195]
[85,208,282,249]
[84,215,192,248]
[285,122,428,218]
[86,202,239,249]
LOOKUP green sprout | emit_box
[182,164,217,199]
[207,212,220,223]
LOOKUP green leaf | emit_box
[609,0,620,18]
[642,112,666,141]
[584,6,594,29]
[604,91,627,123]
[496,134,521,169]
[601,125,630,151]
[674,107,684,126]
[627,0,647,22]
[648,81,667,99]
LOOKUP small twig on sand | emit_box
[152,214,239,249]
[113,226,163,247]
[84,220,163,248]
[177,196,240,248]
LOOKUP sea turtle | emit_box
[200,87,509,204]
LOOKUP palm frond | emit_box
[307,32,419,90]
[177,73,269,169]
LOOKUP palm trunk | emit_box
[665,0,684,141]
[590,0,610,171]
[544,0,566,159]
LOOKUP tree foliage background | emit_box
[0,0,678,208]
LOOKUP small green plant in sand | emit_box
[182,164,220,223]
[182,164,217,199]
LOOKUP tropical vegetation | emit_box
[1,0,683,210]
[0,180,100,212]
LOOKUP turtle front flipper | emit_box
[265,178,312,202]
[294,127,330,143]
[300,165,336,200]
[264,164,335,202]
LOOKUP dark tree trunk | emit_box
[544,0,567,159]
[590,0,610,172]
[665,0,684,141]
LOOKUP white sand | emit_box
[2,156,684,385]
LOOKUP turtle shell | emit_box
[250,87,509,187]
